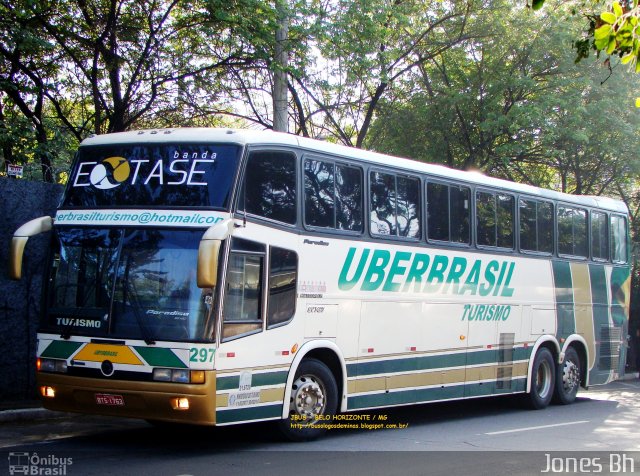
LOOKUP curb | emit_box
[0,408,71,423]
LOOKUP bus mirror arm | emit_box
[9,216,53,280]
[197,219,235,288]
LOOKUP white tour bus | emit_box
[10,128,630,440]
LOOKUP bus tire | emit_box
[553,346,581,405]
[278,358,338,442]
[524,347,555,410]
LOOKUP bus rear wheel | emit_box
[553,346,581,405]
[524,347,556,410]
[278,358,338,441]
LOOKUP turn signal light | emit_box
[190,371,205,384]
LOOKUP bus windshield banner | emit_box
[63,143,242,209]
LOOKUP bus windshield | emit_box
[44,228,215,342]
[63,143,242,209]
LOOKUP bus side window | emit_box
[242,151,297,225]
[267,247,298,328]
[397,176,421,238]
[305,159,335,228]
[427,182,470,244]
[370,171,420,239]
[591,211,609,261]
[610,215,628,263]
[304,159,363,232]
[336,164,363,232]
[370,171,397,236]
[223,238,266,340]
[557,206,588,258]
[476,191,514,249]
[519,199,553,254]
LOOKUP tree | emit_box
[534,0,640,106]
[291,0,478,147]
[367,1,640,195]
[0,0,64,182]
[220,0,480,145]
[0,0,281,181]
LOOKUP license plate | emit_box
[95,393,125,406]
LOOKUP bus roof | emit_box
[80,128,628,214]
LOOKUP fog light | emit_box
[171,397,190,410]
[40,386,55,398]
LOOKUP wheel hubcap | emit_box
[562,359,580,393]
[290,374,326,420]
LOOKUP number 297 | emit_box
[189,347,215,363]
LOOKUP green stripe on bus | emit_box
[216,404,283,424]
[41,340,83,359]
[133,347,187,368]
[347,347,531,378]
[217,371,288,391]
[610,266,630,376]
[347,379,526,410]
[552,260,575,340]
[347,353,465,378]
[589,264,610,384]
[610,267,630,328]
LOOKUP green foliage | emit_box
[0,0,283,180]
[279,0,478,145]
[367,1,640,197]
[535,0,640,106]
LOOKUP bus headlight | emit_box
[152,368,205,384]
[152,368,172,381]
[171,369,190,383]
[38,358,68,373]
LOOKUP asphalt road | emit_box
[1,380,639,476]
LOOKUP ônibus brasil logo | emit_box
[72,150,217,189]
[89,157,130,190]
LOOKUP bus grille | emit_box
[496,333,515,390]
[598,326,622,371]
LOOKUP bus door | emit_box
[355,301,422,405]
[421,302,469,401]
[463,303,520,398]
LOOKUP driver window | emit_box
[222,238,265,340]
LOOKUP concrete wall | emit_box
[0,178,63,401]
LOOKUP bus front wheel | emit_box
[524,347,556,410]
[553,346,581,405]
[278,358,338,441]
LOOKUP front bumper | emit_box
[37,371,217,425]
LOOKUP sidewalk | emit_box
[2,372,637,424]
[0,399,70,423]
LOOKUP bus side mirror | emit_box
[9,216,53,280]
[197,219,235,288]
